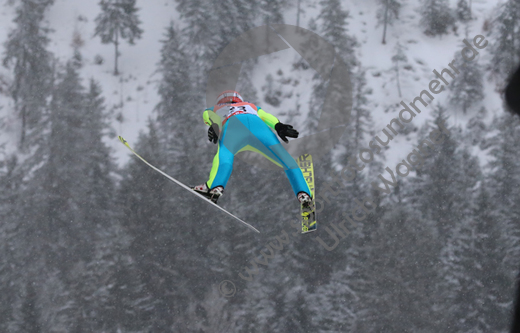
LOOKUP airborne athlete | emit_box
[191,90,315,225]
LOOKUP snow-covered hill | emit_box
[0,0,504,169]
[0,0,181,165]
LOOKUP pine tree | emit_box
[456,0,472,22]
[71,79,144,331]
[306,5,382,328]
[155,24,192,116]
[118,121,189,330]
[401,108,487,330]
[420,0,455,36]
[312,266,358,331]
[258,0,286,25]
[0,155,24,331]
[317,0,358,70]
[3,0,54,149]
[410,105,478,239]
[155,23,200,168]
[307,0,359,131]
[339,70,376,194]
[391,42,408,97]
[174,287,236,332]
[465,106,487,146]
[175,0,285,86]
[100,256,154,332]
[18,281,42,333]
[448,51,484,114]
[116,23,235,329]
[80,80,116,231]
[94,0,143,75]
[441,186,513,332]
[483,112,520,275]
[175,0,220,72]
[352,205,442,332]
[489,0,520,83]
[15,60,132,330]
[37,272,73,332]
[21,61,88,270]
[282,284,316,331]
[377,0,402,44]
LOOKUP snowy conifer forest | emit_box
[0,0,519,332]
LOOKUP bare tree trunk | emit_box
[513,10,516,69]
[382,0,389,44]
[297,0,301,27]
[114,28,119,75]
[20,104,26,149]
[395,63,402,98]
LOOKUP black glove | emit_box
[275,122,299,143]
[208,125,219,144]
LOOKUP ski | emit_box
[298,154,317,233]
[118,136,260,234]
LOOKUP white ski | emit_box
[118,136,260,234]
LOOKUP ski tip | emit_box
[118,136,127,145]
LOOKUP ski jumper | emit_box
[202,102,312,197]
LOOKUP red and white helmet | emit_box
[216,90,243,104]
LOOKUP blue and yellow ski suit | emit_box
[202,102,312,197]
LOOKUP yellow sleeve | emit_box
[203,109,212,126]
[203,109,222,128]
[257,108,279,130]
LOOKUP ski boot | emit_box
[192,183,224,204]
[298,192,317,233]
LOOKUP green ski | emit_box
[298,154,317,233]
